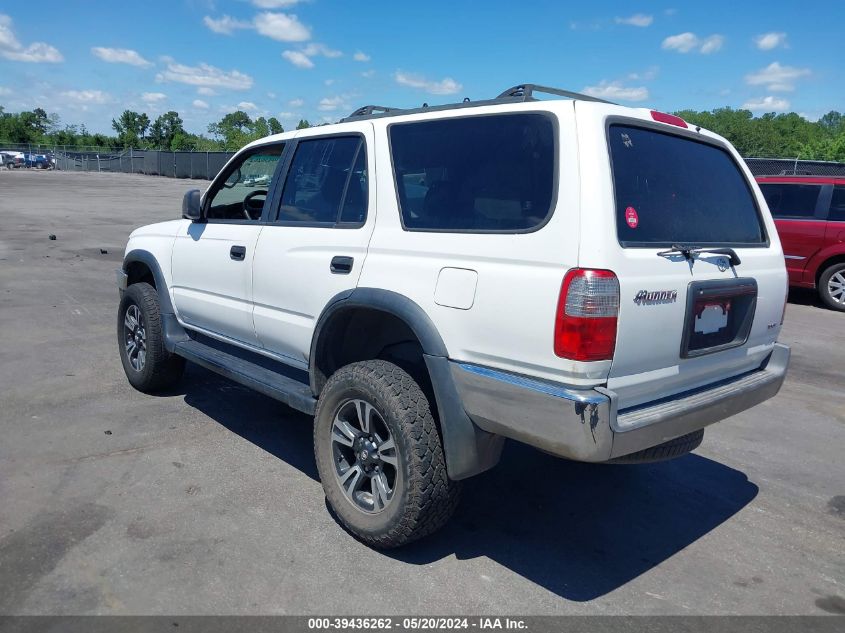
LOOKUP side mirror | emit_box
[182,189,202,220]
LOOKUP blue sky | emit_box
[1,1,842,135]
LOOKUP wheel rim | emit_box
[330,398,399,514]
[828,271,845,305]
[123,304,147,371]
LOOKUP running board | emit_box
[173,339,317,415]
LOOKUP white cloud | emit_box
[197,86,216,96]
[754,32,787,51]
[745,61,810,92]
[627,66,659,81]
[324,79,335,86]
[699,34,724,54]
[193,99,210,109]
[60,90,110,104]
[394,71,462,95]
[91,46,151,67]
[361,70,375,78]
[662,32,699,53]
[318,96,348,111]
[615,14,653,27]
[277,111,296,118]
[203,15,251,35]
[0,14,63,63]
[282,50,314,69]
[142,92,167,104]
[0,86,10,96]
[237,101,259,112]
[288,98,304,107]
[254,12,310,42]
[582,81,649,102]
[303,43,342,58]
[742,95,790,112]
[251,0,302,7]
[156,61,253,90]
[353,51,371,62]
[662,32,724,54]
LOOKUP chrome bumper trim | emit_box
[451,343,790,462]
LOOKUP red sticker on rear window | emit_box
[625,206,639,228]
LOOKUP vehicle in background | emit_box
[2,151,24,169]
[23,153,52,169]
[757,176,845,311]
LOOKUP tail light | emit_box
[554,269,620,361]
[650,110,688,128]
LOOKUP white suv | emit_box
[117,84,790,548]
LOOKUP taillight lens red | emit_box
[554,269,620,361]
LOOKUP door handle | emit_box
[330,256,354,274]
[230,245,246,261]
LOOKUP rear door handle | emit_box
[330,256,354,274]
[230,245,246,261]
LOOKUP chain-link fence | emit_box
[1,142,235,180]
[744,157,845,177]
[3,141,844,181]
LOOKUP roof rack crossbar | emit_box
[497,83,614,105]
[343,105,402,121]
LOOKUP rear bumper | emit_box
[450,343,790,462]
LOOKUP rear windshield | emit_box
[609,124,766,246]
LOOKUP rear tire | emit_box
[610,429,704,464]
[117,283,185,393]
[818,263,845,312]
[314,360,460,548]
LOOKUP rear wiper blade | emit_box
[657,244,741,267]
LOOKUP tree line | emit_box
[0,105,313,151]
[1,102,844,160]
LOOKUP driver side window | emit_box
[206,144,285,221]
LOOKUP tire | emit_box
[609,429,704,464]
[818,263,845,312]
[314,360,460,548]
[117,282,185,393]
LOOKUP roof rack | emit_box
[340,83,614,122]
[496,83,613,104]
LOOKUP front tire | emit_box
[314,360,460,548]
[117,282,185,392]
[819,263,845,312]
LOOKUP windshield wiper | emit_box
[657,244,741,267]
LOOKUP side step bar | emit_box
[173,339,317,415]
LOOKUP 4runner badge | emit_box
[634,290,678,305]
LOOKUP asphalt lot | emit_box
[0,169,843,615]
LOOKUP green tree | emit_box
[268,117,283,135]
[148,111,185,149]
[111,110,150,148]
[296,119,311,130]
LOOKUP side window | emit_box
[829,186,845,222]
[389,113,555,232]
[206,144,285,221]
[759,183,822,219]
[277,136,367,225]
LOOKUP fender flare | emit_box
[309,288,503,480]
[122,249,187,351]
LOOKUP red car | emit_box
[757,176,845,311]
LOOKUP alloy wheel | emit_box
[331,398,399,513]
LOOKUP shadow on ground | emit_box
[788,287,826,309]
[177,364,758,602]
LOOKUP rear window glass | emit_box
[609,124,766,246]
[389,113,555,232]
[828,186,845,222]
[759,183,822,219]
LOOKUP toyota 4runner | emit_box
[117,84,791,548]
